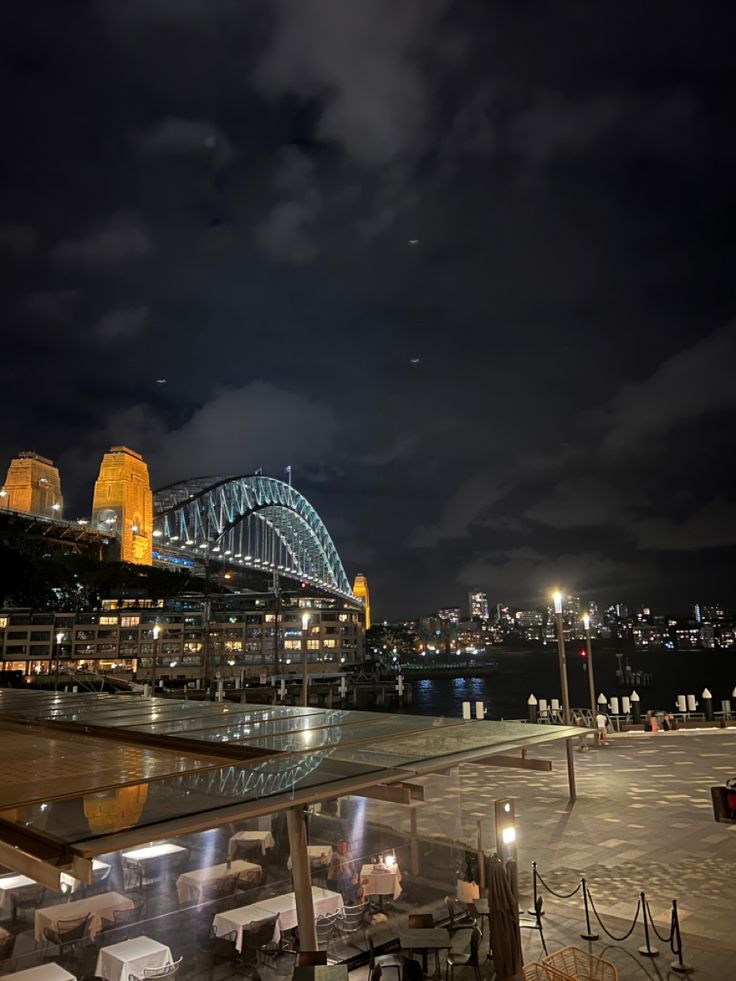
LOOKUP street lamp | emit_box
[581,612,597,719]
[54,631,64,692]
[150,624,160,691]
[552,591,577,804]
[301,613,310,707]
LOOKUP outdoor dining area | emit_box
[0,690,590,981]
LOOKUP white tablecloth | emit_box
[35,892,134,941]
[176,859,261,906]
[1,964,76,981]
[121,843,187,866]
[0,861,110,910]
[228,830,275,859]
[213,886,343,953]
[359,864,402,900]
[456,879,480,903]
[287,845,333,870]
[95,936,172,981]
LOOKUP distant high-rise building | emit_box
[353,573,371,630]
[0,451,63,518]
[92,446,153,565]
[438,607,460,623]
[468,590,489,620]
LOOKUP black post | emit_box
[638,891,659,957]
[527,861,541,916]
[670,900,693,973]
[702,689,714,722]
[528,695,538,723]
[631,693,641,724]
[580,878,599,941]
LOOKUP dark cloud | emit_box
[52,215,152,268]
[2,0,735,617]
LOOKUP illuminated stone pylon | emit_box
[0,451,63,518]
[353,573,371,630]
[91,446,153,565]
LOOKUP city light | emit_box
[553,591,563,614]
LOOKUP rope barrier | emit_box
[643,897,674,945]
[534,867,582,900]
[586,887,642,942]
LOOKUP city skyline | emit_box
[2,3,735,619]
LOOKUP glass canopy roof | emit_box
[0,690,580,862]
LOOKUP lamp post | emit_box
[553,591,577,804]
[582,612,597,719]
[301,613,310,707]
[150,624,160,691]
[54,631,64,692]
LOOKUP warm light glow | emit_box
[301,613,311,631]
[152,624,161,639]
[384,853,396,868]
[55,631,64,644]
[502,826,516,845]
[582,612,590,630]
[553,591,563,614]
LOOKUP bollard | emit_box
[702,688,714,721]
[686,694,697,713]
[475,700,485,720]
[462,701,471,720]
[527,861,542,916]
[609,696,619,715]
[631,690,641,723]
[528,694,538,724]
[597,692,608,707]
[676,695,687,713]
[538,698,548,721]
[638,891,659,957]
[621,695,630,715]
[143,683,150,698]
[670,899,693,973]
[580,878,599,941]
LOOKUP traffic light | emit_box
[579,648,587,658]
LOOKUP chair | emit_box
[242,915,280,969]
[340,901,368,940]
[367,931,403,981]
[201,875,237,902]
[407,913,441,976]
[11,883,45,923]
[520,896,548,957]
[543,946,618,981]
[199,927,241,976]
[444,897,475,932]
[100,900,146,941]
[445,926,481,981]
[43,912,93,959]
[86,863,112,896]
[297,950,328,966]
[130,956,183,980]
[315,911,342,955]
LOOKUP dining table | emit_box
[213,885,344,953]
[176,859,261,907]
[0,964,76,981]
[227,829,275,860]
[0,862,110,910]
[359,863,402,900]
[34,892,134,941]
[398,927,452,978]
[94,935,173,981]
[287,845,333,871]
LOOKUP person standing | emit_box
[595,709,609,745]
[327,839,358,902]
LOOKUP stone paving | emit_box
[362,728,736,979]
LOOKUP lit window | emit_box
[307,640,320,650]
[324,639,337,649]
[99,616,117,625]
[284,640,301,650]
[121,616,140,627]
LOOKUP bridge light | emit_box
[198,543,207,549]
[244,554,252,560]
[170,535,179,541]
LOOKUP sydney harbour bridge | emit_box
[152,473,354,599]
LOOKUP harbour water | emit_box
[407,647,736,719]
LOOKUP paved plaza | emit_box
[363,728,736,979]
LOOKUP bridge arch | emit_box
[152,474,353,597]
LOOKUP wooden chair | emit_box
[446,926,481,981]
[297,950,328,966]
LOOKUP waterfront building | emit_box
[437,606,460,623]
[0,588,364,681]
[91,445,153,565]
[468,590,489,620]
[0,451,63,517]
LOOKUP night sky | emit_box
[2,3,735,618]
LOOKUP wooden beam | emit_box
[357,782,426,805]
[479,754,553,772]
